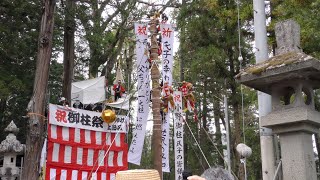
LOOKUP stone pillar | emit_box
[262,80,319,180]
[275,19,302,55]
[279,132,316,180]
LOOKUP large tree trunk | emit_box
[200,80,209,169]
[23,0,56,179]
[62,0,75,104]
[228,48,244,180]
[149,18,162,179]
[213,92,224,166]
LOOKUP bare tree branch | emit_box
[101,0,131,31]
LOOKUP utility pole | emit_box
[253,1,276,179]
[149,15,162,178]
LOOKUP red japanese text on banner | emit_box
[49,104,128,133]
[46,104,128,180]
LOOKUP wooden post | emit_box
[149,16,162,178]
[23,0,56,179]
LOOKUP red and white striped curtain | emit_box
[46,105,128,180]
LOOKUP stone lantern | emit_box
[0,121,25,180]
[235,20,320,180]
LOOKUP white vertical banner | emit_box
[128,23,150,165]
[161,23,174,85]
[173,91,184,180]
[161,23,174,172]
[162,112,170,172]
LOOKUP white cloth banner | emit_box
[161,23,174,85]
[161,23,174,172]
[128,23,150,165]
[173,91,184,180]
[71,76,106,105]
[49,104,128,133]
[162,112,170,172]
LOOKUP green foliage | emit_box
[176,0,256,179]
[0,0,42,143]
[48,60,63,104]
[270,0,320,58]
[75,0,144,78]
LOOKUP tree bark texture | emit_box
[200,80,210,169]
[23,0,56,179]
[149,18,162,179]
[62,0,75,104]
[213,95,224,166]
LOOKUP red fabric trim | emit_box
[57,125,63,142]
[46,121,128,180]
[47,138,128,152]
[82,148,88,167]
[80,128,85,144]
[59,143,65,163]
[46,141,128,169]
[114,151,118,166]
[46,166,118,180]
[69,128,75,143]
[46,163,127,173]
[77,169,82,179]
[71,145,77,164]
[91,130,96,145]
[66,169,72,180]
[56,168,61,180]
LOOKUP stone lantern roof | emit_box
[235,19,320,94]
[235,51,320,94]
[0,121,25,154]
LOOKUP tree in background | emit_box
[75,0,143,78]
[0,0,41,143]
[176,0,255,179]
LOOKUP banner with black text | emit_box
[128,23,150,165]
[49,104,127,133]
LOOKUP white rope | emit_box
[236,0,246,145]
[237,1,248,179]
[198,120,239,180]
[88,108,132,179]
[182,114,211,168]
